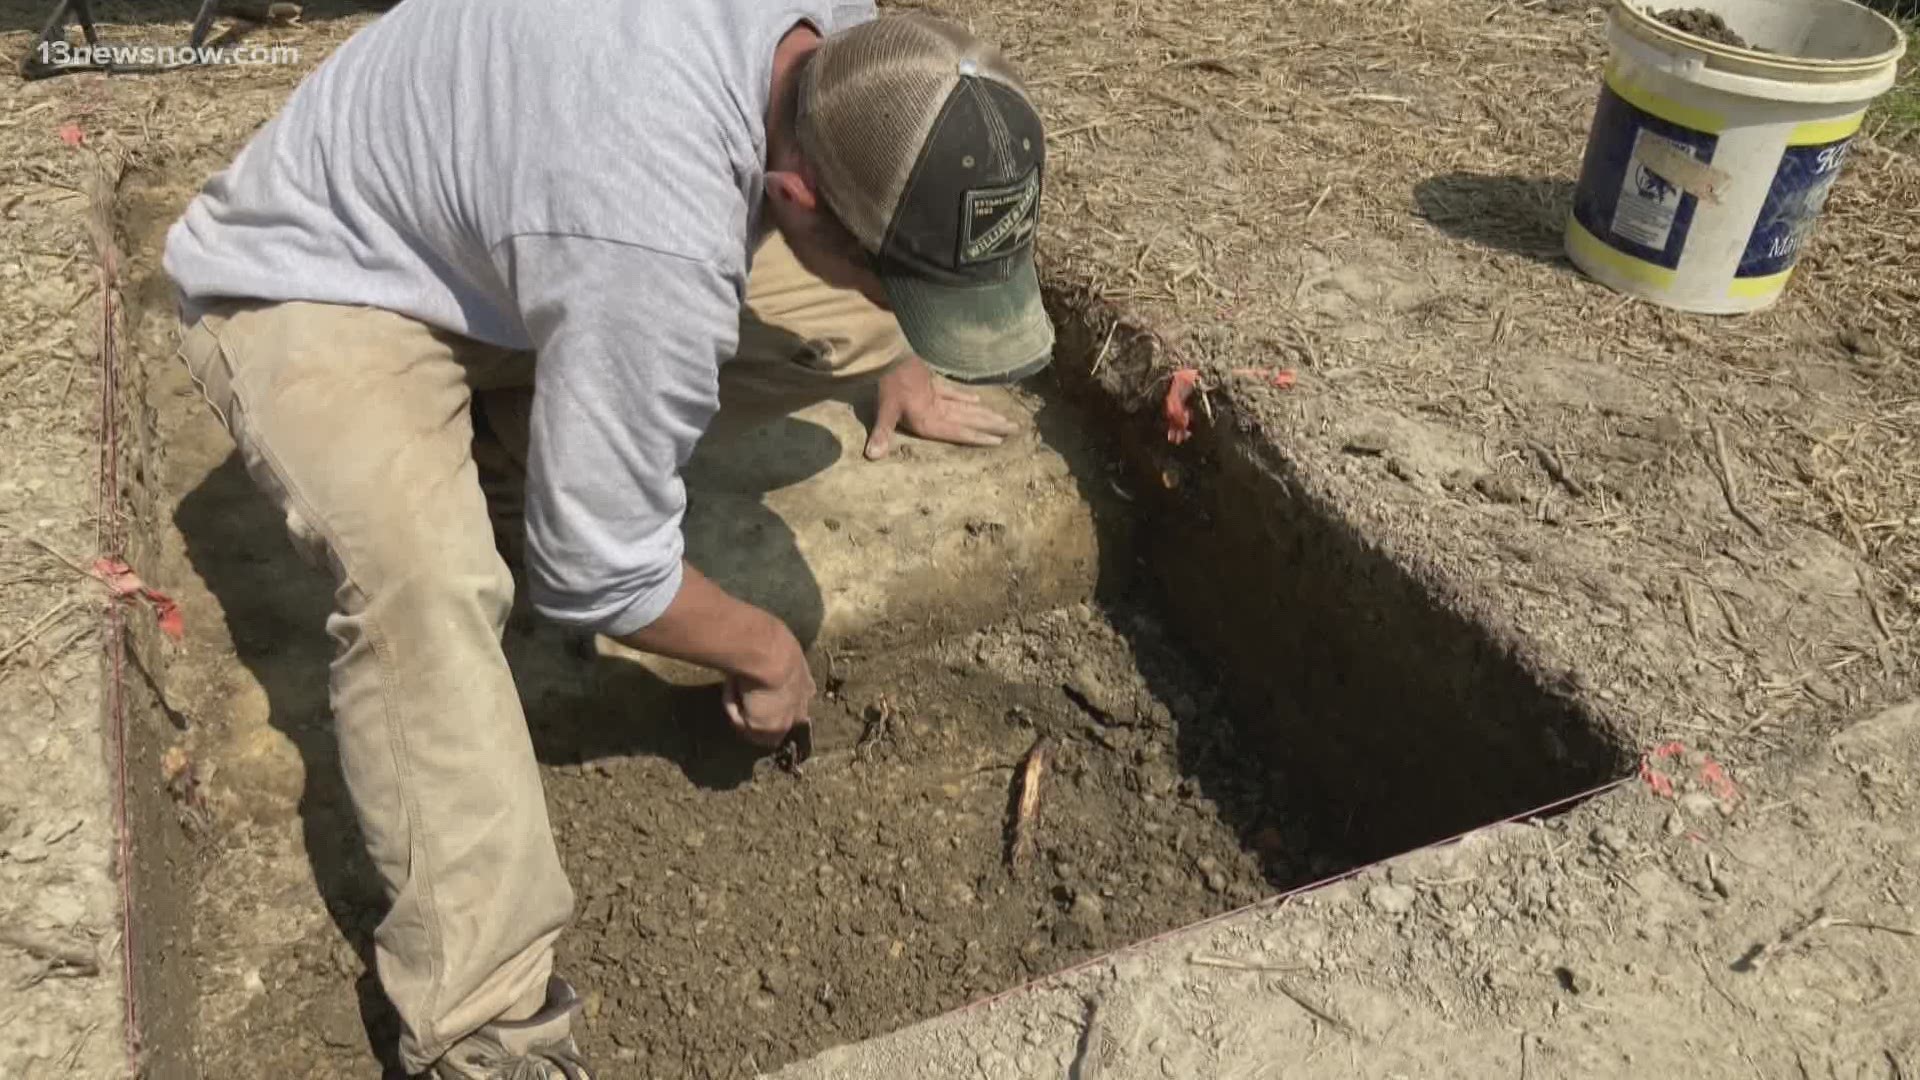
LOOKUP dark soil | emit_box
[542,601,1318,1078]
[1656,7,1756,49]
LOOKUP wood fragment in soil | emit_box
[1526,440,1587,498]
[1188,953,1359,1038]
[1006,735,1050,873]
[1704,416,1765,537]
[0,927,100,987]
[1734,907,1920,973]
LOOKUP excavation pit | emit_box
[122,210,1630,1073]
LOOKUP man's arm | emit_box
[498,233,813,743]
[617,564,813,746]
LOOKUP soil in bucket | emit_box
[1655,7,1758,50]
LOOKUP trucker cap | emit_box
[797,14,1054,384]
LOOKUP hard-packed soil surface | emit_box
[0,53,134,1078]
[543,601,1302,1075]
[1656,7,1755,50]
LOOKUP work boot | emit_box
[427,977,593,1079]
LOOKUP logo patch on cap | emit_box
[959,168,1039,265]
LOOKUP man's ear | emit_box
[766,170,819,213]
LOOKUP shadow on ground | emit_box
[171,414,839,1071]
[1413,172,1577,264]
[1034,298,1628,885]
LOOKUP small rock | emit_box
[1592,824,1630,855]
[1554,966,1590,995]
[1367,883,1417,915]
[318,997,364,1048]
[1196,855,1219,875]
[1205,871,1229,894]
[1664,811,1686,837]
[1069,892,1105,929]
[584,989,603,1021]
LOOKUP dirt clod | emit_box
[1064,662,1126,720]
[1367,883,1418,915]
[1592,823,1631,855]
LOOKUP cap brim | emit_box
[880,257,1054,385]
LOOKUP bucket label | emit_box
[1572,85,1720,272]
[1737,136,1854,279]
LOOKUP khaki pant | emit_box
[176,231,907,1073]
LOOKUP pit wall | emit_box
[1039,285,1633,862]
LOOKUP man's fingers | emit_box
[919,415,1008,448]
[935,382,982,405]
[865,391,905,460]
[950,402,1019,436]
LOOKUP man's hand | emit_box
[721,623,815,748]
[617,563,814,748]
[865,355,1019,460]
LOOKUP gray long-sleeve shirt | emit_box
[164,0,873,635]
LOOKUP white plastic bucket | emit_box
[1566,0,1907,313]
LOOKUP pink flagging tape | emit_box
[949,772,1634,1019]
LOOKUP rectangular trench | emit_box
[114,197,1631,1077]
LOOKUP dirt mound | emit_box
[1656,7,1756,49]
